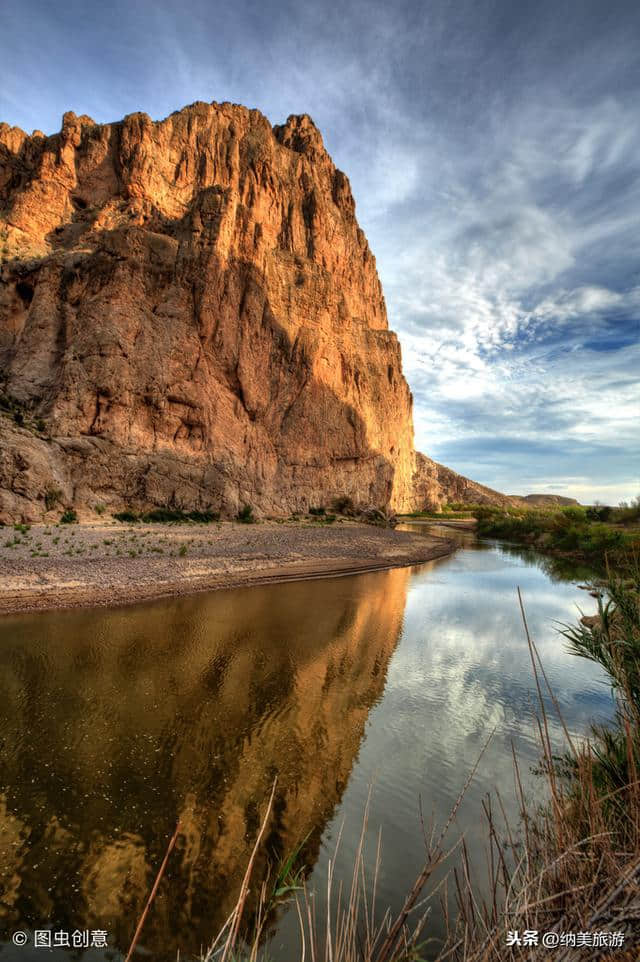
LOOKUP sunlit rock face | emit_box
[412,452,516,511]
[0,103,421,519]
[0,568,409,959]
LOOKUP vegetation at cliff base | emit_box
[237,504,256,523]
[112,508,220,524]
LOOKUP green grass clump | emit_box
[60,509,78,524]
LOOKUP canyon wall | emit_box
[413,453,516,510]
[0,102,505,521]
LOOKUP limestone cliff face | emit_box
[0,102,416,519]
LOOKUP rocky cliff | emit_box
[0,101,504,522]
[412,453,515,510]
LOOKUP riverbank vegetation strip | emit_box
[475,500,640,573]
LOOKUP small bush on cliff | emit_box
[331,495,355,515]
[44,487,63,512]
[237,504,255,524]
[308,506,325,516]
[60,509,77,524]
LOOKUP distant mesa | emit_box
[517,494,581,507]
[1,101,509,522]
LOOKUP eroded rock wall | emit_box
[412,452,515,511]
[0,103,415,519]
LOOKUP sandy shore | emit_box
[0,519,455,615]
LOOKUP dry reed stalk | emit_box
[125,821,181,962]
[219,779,277,962]
[443,579,640,961]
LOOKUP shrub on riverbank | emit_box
[476,504,638,571]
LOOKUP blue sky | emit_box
[2,0,639,502]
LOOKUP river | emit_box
[0,524,614,960]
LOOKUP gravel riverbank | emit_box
[0,519,455,614]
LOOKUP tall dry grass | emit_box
[196,741,492,962]
[445,570,640,960]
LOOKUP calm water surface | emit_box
[0,526,614,960]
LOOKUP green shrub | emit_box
[611,496,640,525]
[94,503,106,515]
[309,506,326,516]
[477,505,636,572]
[60,509,77,524]
[13,411,24,426]
[141,507,219,523]
[178,544,188,556]
[113,511,139,523]
[35,418,46,433]
[237,504,255,523]
[561,505,588,523]
[185,509,219,523]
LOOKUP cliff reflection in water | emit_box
[0,568,410,960]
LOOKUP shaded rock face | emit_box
[0,103,415,519]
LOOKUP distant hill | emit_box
[515,494,580,507]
